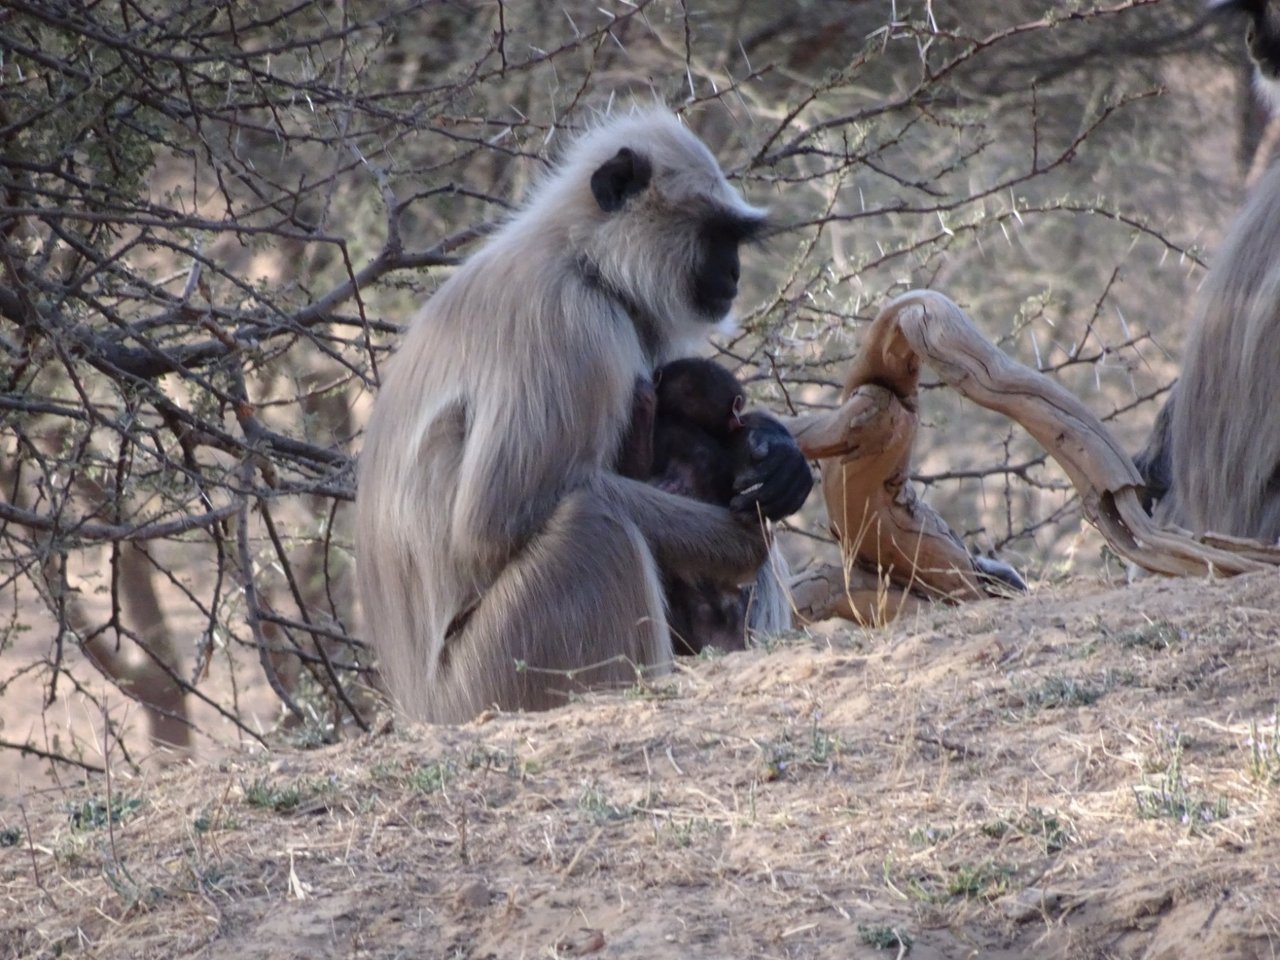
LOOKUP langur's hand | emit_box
[730,414,813,521]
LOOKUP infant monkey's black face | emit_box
[653,358,745,438]
[651,358,748,508]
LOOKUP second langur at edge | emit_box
[1137,0,1280,542]
[355,106,813,724]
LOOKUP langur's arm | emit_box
[593,472,770,584]
[450,412,566,565]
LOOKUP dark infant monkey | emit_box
[620,358,792,655]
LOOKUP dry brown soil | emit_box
[3,570,1280,959]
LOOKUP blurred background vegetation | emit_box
[0,0,1269,777]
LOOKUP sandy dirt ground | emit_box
[3,570,1280,959]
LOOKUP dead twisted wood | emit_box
[782,289,1280,626]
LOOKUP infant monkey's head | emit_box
[653,358,745,436]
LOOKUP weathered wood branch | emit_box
[785,289,1280,626]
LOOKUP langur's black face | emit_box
[586,140,766,326]
[1211,0,1280,78]
[691,212,766,319]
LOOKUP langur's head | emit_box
[528,107,767,353]
[1211,0,1280,109]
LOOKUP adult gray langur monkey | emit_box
[1138,0,1280,541]
[356,107,812,724]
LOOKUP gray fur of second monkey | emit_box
[1163,157,1280,541]
[356,108,791,724]
[1143,29,1280,542]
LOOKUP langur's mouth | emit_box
[700,296,735,318]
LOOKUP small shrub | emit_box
[945,862,1014,899]
[1021,669,1136,712]
[408,761,452,794]
[68,797,143,830]
[241,778,306,813]
[858,924,913,951]
[1112,621,1184,651]
[909,825,953,846]
[986,807,1076,853]
[808,720,842,765]
[577,783,632,824]
[1025,675,1105,709]
[1020,807,1076,853]
[1245,708,1280,786]
[466,747,517,775]
[1133,734,1228,829]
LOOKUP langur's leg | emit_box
[429,488,672,722]
[665,576,748,656]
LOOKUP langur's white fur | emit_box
[1150,32,1280,540]
[1163,159,1280,540]
[357,107,787,723]
[1255,71,1280,114]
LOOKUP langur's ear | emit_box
[590,147,653,213]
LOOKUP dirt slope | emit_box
[3,571,1280,959]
